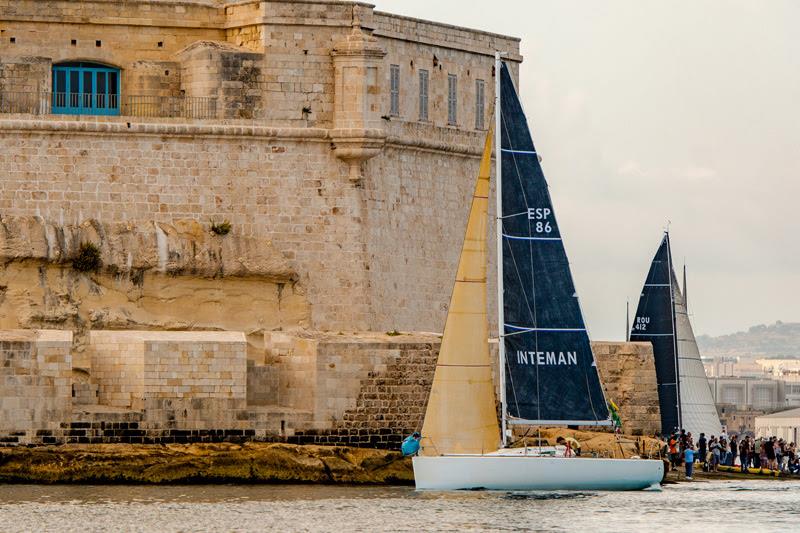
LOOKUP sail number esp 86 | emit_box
[527,207,553,233]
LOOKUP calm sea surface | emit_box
[0,481,798,532]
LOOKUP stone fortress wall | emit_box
[0,0,521,334]
[0,1,662,446]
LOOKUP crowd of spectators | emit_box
[666,429,800,478]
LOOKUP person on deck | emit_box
[401,432,421,456]
[556,436,581,457]
[730,434,738,467]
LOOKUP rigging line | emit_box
[501,210,534,219]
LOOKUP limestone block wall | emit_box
[89,330,247,412]
[0,56,50,94]
[0,123,365,332]
[90,331,146,409]
[176,41,265,119]
[593,341,662,436]
[0,330,72,445]
[127,61,182,98]
[264,331,439,448]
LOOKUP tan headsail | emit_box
[419,129,501,456]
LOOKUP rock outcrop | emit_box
[0,216,311,365]
[0,443,414,484]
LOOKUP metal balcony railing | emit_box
[0,91,218,119]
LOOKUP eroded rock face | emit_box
[0,217,311,365]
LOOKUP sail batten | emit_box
[498,62,609,425]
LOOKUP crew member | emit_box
[556,436,581,457]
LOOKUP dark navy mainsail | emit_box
[629,233,680,434]
[499,62,609,425]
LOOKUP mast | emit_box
[683,263,688,309]
[665,232,682,431]
[626,300,630,342]
[494,51,507,448]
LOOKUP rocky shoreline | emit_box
[0,443,414,485]
[4,433,795,486]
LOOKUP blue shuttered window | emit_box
[52,62,120,116]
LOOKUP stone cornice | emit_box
[0,118,483,157]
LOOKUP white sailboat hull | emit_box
[412,455,664,491]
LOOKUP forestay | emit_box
[498,62,609,425]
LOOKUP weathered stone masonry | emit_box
[0,1,662,446]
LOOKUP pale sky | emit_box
[379,0,800,340]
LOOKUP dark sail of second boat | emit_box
[629,234,680,433]
[499,63,609,425]
[630,233,722,437]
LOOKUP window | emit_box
[389,64,400,116]
[721,386,743,405]
[475,79,485,130]
[447,74,457,125]
[418,69,429,121]
[52,62,120,116]
[753,386,773,408]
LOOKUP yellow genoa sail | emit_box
[419,129,500,456]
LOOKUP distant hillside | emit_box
[697,321,800,358]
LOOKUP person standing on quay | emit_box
[730,434,738,467]
[668,434,679,470]
[684,445,695,480]
[739,436,750,472]
[698,433,707,468]
[709,436,721,472]
[753,436,762,468]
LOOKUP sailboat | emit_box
[629,233,722,438]
[412,55,664,491]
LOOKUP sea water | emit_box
[0,481,797,532]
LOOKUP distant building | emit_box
[709,376,785,410]
[754,408,800,442]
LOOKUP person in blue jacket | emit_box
[684,444,696,480]
[401,432,421,456]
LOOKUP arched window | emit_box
[52,62,120,115]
